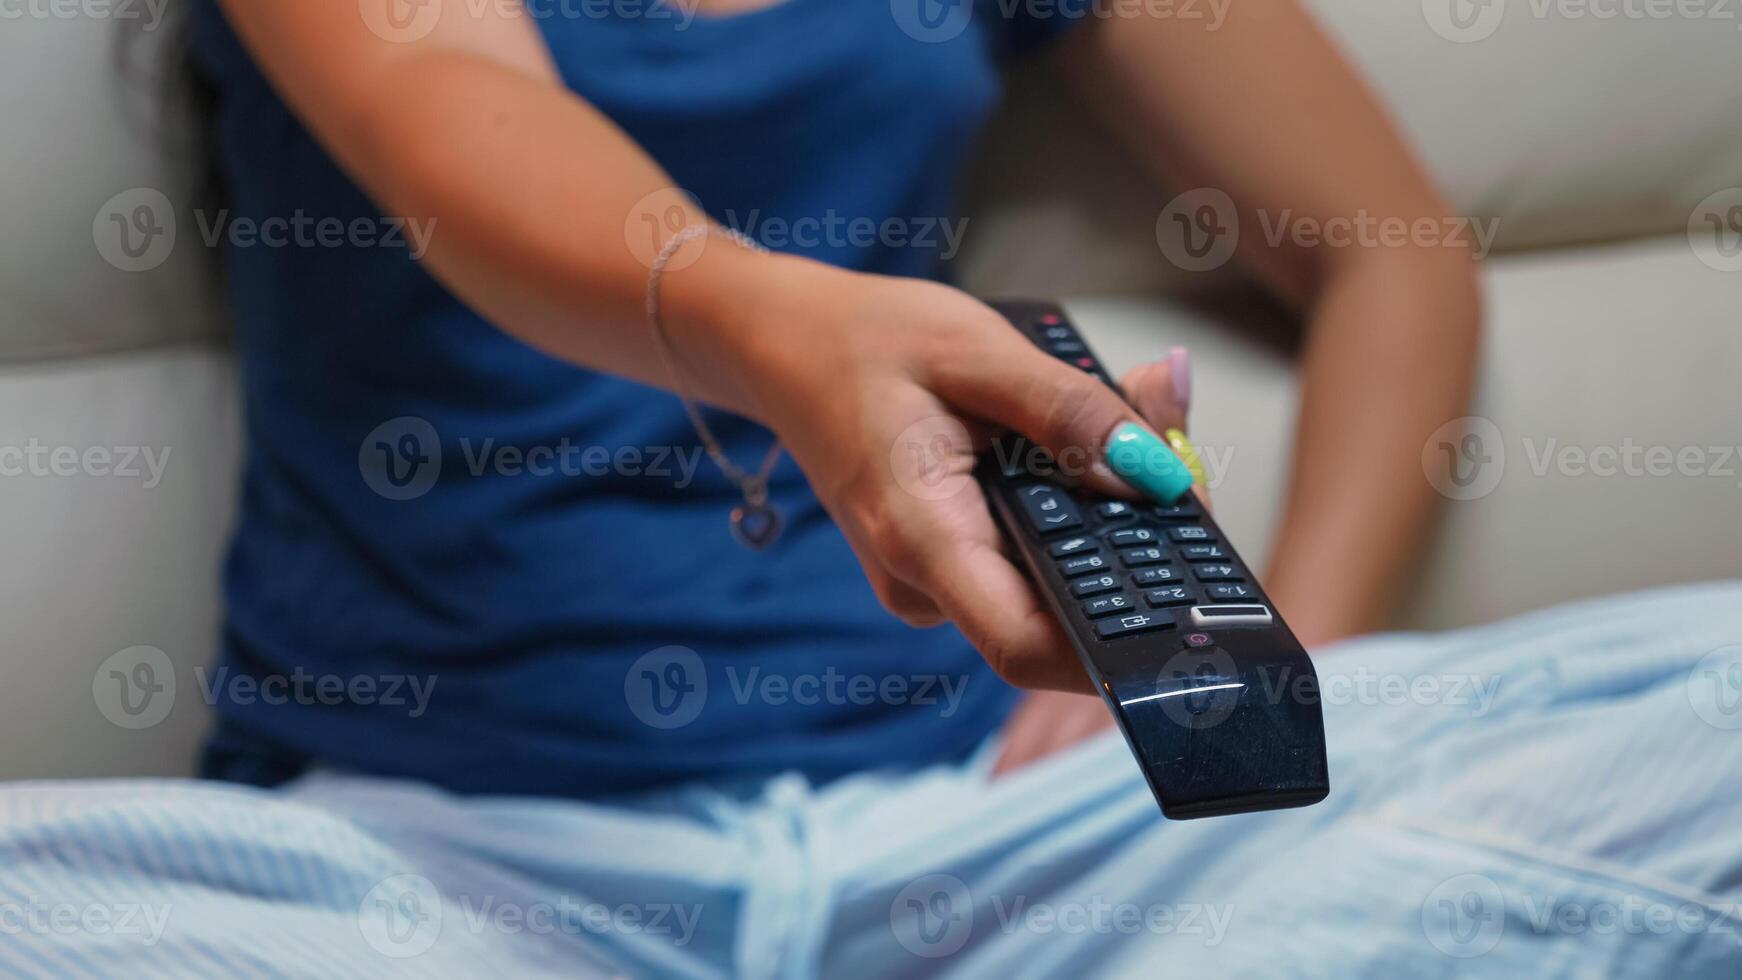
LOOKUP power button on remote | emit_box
[1186,632,1213,648]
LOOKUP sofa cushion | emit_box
[0,17,223,363]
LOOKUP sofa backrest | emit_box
[957,0,1742,296]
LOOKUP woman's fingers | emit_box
[1120,347,1191,434]
[911,533,1091,692]
[1120,347,1208,498]
[932,340,1151,499]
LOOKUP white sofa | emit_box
[3,4,1739,780]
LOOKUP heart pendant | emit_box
[730,502,783,551]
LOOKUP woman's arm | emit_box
[1055,3,1482,645]
[213,0,1189,691]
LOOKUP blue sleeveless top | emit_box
[190,0,1079,796]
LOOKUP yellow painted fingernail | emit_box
[1164,428,1206,486]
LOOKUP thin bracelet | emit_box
[644,223,785,549]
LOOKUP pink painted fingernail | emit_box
[1168,346,1192,418]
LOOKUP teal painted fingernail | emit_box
[1104,422,1194,504]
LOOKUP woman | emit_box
[185,0,1478,796]
[4,4,1737,975]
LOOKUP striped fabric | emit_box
[1,583,1740,978]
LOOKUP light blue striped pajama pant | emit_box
[2,583,1741,978]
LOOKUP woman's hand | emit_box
[716,258,1197,693]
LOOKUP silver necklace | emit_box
[644,224,784,550]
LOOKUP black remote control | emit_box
[978,300,1329,819]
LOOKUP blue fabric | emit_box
[3,585,1741,976]
[185,2,1083,796]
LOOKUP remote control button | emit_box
[1042,325,1073,341]
[1179,544,1230,562]
[1094,611,1172,640]
[1081,593,1138,619]
[1192,564,1245,582]
[1189,604,1273,627]
[1048,536,1096,558]
[1206,584,1258,602]
[1059,554,1110,578]
[1167,525,1215,543]
[1145,586,1194,608]
[1107,528,1162,548]
[1071,574,1121,598]
[1018,485,1081,534]
[1049,340,1087,356]
[1119,547,1169,568]
[1074,356,1097,371]
[1095,501,1136,522]
[1131,567,1181,587]
[1152,501,1201,522]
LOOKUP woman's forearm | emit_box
[215,2,803,420]
[1262,250,1481,645]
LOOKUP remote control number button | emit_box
[1120,547,1168,568]
[1059,554,1110,578]
[1071,575,1121,598]
[1146,587,1194,608]
[1192,564,1245,583]
[1081,594,1137,619]
[1207,584,1258,602]
[1180,544,1229,562]
[1107,528,1161,548]
[1131,567,1181,587]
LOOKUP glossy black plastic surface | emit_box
[978,300,1330,820]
